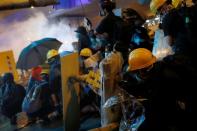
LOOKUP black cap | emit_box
[100,0,116,11]
[75,26,87,35]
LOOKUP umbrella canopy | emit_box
[16,38,62,70]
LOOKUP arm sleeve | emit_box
[162,13,174,37]
[96,18,107,34]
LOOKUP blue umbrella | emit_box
[16,38,62,70]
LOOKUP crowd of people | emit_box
[1,0,197,130]
[0,49,62,125]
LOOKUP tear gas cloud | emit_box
[0,12,77,61]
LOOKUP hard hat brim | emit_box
[46,55,59,64]
[128,55,156,71]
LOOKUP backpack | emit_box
[1,83,25,117]
[22,82,44,114]
[1,83,17,108]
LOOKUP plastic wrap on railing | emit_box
[152,29,174,61]
[103,91,145,131]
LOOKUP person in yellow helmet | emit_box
[22,65,54,124]
[46,49,59,64]
[40,64,50,82]
[46,49,62,117]
[80,48,93,58]
[79,48,92,74]
[120,48,184,131]
[127,48,156,72]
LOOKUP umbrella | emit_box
[16,38,62,70]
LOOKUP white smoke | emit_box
[0,12,77,61]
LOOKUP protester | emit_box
[79,48,93,74]
[96,0,123,50]
[0,73,25,124]
[3,0,197,129]
[122,8,145,48]
[22,66,53,124]
[150,0,197,130]
[75,26,92,52]
[46,49,62,116]
[22,67,43,116]
[120,48,181,131]
[79,49,101,118]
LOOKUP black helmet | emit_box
[75,26,87,35]
[122,8,144,25]
[99,0,116,11]
[123,8,139,19]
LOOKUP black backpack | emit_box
[1,83,25,117]
[22,82,45,114]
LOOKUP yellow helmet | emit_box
[41,69,50,74]
[47,49,59,60]
[80,48,93,57]
[172,0,182,8]
[128,48,156,71]
[150,0,167,13]
[40,64,50,74]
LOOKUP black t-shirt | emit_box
[162,7,197,56]
[78,34,91,51]
[96,12,123,44]
[121,62,181,130]
[49,59,61,96]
